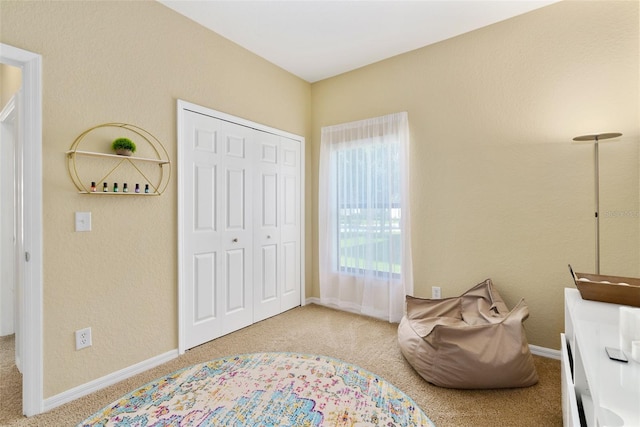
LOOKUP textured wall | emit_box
[311,0,639,350]
[0,0,310,398]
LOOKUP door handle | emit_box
[232,238,238,243]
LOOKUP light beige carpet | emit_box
[0,303,561,426]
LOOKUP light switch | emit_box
[75,212,91,232]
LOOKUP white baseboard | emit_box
[305,297,363,315]
[43,349,179,413]
[306,297,320,305]
[308,297,561,360]
[529,344,560,360]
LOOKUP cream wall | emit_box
[311,0,639,350]
[0,0,311,397]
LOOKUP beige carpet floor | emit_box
[0,303,561,426]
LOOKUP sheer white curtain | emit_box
[318,112,413,322]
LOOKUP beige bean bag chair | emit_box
[398,279,538,389]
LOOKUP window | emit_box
[318,112,412,322]
[334,139,402,278]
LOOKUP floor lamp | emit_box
[572,132,622,274]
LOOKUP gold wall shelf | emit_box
[67,123,171,196]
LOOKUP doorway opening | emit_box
[0,43,43,417]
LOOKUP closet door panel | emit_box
[280,138,301,311]
[283,242,297,295]
[225,168,245,229]
[261,245,278,299]
[253,132,282,322]
[262,173,278,227]
[259,171,279,304]
[220,121,253,335]
[194,253,217,321]
[182,111,223,349]
[225,248,246,312]
[194,165,216,231]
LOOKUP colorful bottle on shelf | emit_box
[123,183,128,193]
[103,182,108,192]
[90,182,97,192]
[135,183,140,193]
[144,184,149,194]
[113,183,119,192]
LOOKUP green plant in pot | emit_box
[112,137,137,156]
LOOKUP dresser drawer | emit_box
[561,333,581,427]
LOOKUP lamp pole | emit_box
[572,132,622,274]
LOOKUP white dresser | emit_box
[562,288,640,426]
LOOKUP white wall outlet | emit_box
[432,286,442,299]
[75,327,92,350]
[75,211,91,232]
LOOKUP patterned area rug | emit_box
[78,352,434,426]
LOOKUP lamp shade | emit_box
[573,132,622,142]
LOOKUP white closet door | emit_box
[219,119,254,335]
[253,131,282,322]
[279,137,301,311]
[182,111,253,350]
[179,100,303,353]
[253,134,301,320]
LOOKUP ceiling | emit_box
[159,0,558,83]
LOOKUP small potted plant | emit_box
[111,137,136,156]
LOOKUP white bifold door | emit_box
[179,103,303,352]
[252,131,301,323]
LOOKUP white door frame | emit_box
[177,99,305,354]
[0,43,44,416]
[1,96,17,338]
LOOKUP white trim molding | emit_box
[43,350,178,413]
[0,96,17,339]
[305,297,366,318]
[529,344,561,360]
[0,43,44,417]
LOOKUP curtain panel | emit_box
[318,112,413,322]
